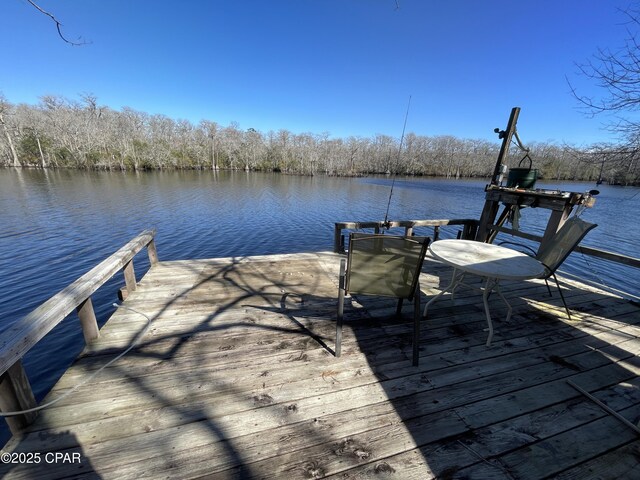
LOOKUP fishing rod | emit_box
[383,95,412,229]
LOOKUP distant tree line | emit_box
[1,93,638,184]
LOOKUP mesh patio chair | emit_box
[500,216,597,320]
[336,233,430,366]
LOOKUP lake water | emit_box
[1,168,639,443]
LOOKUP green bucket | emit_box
[506,154,537,189]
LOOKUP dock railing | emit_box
[487,223,640,270]
[333,218,479,253]
[0,230,158,434]
[336,218,640,298]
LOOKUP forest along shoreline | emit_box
[1,94,638,185]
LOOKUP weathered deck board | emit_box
[1,252,640,479]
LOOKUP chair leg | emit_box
[553,273,572,320]
[481,278,495,347]
[396,298,404,316]
[336,293,344,357]
[544,278,553,297]
[336,259,346,357]
[412,283,420,366]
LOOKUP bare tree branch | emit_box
[26,0,89,46]
[568,3,640,139]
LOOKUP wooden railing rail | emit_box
[488,224,640,269]
[575,245,640,269]
[334,219,479,253]
[0,229,158,434]
[337,219,640,271]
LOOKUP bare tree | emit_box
[565,5,640,183]
[569,5,640,134]
[0,94,21,167]
[221,122,243,170]
[200,120,219,170]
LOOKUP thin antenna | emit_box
[383,95,412,228]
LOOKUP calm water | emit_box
[1,169,639,442]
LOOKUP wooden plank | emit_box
[553,439,640,479]
[486,404,640,479]
[323,448,460,480]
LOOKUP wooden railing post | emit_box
[76,297,100,344]
[334,225,343,253]
[462,222,477,240]
[476,199,501,242]
[147,239,159,265]
[0,360,37,434]
[404,225,414,237]
[123,260,137,295]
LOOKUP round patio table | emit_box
[423,239,546,346]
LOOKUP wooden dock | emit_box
[1,250,640,479]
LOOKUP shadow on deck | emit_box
[1,252,640,479]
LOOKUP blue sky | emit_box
[0,0,634,145]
